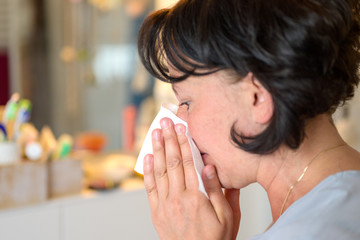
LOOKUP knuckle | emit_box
[178,136,189,146]
[152,141,164,152]
[167,156,182,170]
[163,132,175,142]
[185,192,202,209]
[145,183,157,196]
[169,195,185,213]
[182,155,194,167]
[154,168,167,179]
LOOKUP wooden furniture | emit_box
[0,159,83,209]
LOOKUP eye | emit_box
[179,101,190,109]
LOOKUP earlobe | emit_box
[252,77,274,124]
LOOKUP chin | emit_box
[219,180,232,189]
[201,154,233,188]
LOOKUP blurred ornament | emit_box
[25,142,43,161]
[77,48,91,62]
[60,46,77,63]
[74,131,107,152]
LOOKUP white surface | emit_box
[63,190,157,240]
[0,189,158,240]
[0,205,60,240]
[0,185,271,240]
[135,104,207,198]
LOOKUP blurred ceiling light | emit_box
[60,46,77,63]
[88,0,122,11]
[125,0,149,18]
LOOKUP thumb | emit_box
[225,189,241,239]
[202,165,232,222]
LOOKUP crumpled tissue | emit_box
[134,103,208,198]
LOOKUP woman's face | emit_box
[172,69,261,188]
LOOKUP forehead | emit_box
[167,63,183,78]
[171,83,180,96]
[171,69,240,95]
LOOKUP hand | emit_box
[143,118,241,240]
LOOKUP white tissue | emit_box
[134,104,208,198]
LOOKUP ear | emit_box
[249,74,274,124]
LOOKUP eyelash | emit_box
[179,101,190,108]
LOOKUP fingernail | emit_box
[160,118,171,129]
[152,129,161,140]
[175,124,186,135]
[206,167,215,180]
[144,154,153,171]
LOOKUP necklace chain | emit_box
[279,143,346,216]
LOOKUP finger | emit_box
[202,165,233,222]
[143,154,158,209]
[152,128,169,198]
[225,189,241,239]
[175,123,198,190]
[160,118,186,194]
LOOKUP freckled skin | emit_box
[173,71,261,189]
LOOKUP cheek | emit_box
[186,115,209,146]
[187,105,231,140]
[188,114,224,147]
[187,116,203,138]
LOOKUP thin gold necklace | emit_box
[278,143,346,216]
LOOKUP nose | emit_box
[176,107,187,122]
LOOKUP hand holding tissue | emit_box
[135,103,208,198]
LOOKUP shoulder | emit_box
[251,171,360,240]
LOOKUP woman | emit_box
[137,0,360,239]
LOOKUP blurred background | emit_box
[0,0,359,239]
[0,0,169,151]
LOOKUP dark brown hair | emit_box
[138,0,360,154]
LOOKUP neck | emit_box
[257,114,355,222]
